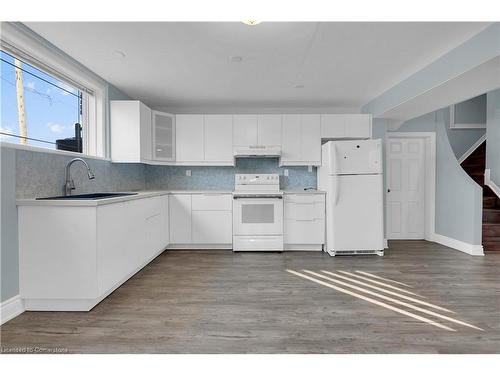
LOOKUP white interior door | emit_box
[386,138,425,239]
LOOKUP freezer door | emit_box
[328,139,382,175]
[327,174,384,251]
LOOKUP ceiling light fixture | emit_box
[229,55,243,63]
[242,21,261,26]
[114,50,126,59]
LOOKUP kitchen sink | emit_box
[36,193,138,200]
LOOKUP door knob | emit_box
[387,189,391,193]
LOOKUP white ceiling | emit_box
[26,22,490,110]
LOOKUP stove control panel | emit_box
[234,174,280,191]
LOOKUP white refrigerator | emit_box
[318,139,384,256]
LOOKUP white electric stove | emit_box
[232,174,284,252]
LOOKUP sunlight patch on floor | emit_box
[286,269,484,332]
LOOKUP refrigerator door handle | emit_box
[333,143,339,175]
[333,176,340,206]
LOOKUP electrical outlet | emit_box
[185,169,191,177]
[284,169,289,177]
[308,165,313,172]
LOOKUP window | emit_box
[1,50,85,152]
[1,22,107,158]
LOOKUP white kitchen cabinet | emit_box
[18,193,170,311]
[204,115,233,163]
[175,114,233,165]
[233,115,258,146]
[257,114,282,146]
[320,114,372,139]
[169,193,233,248]
[176,115,204,162]
[192,211,232,244]
[191,193,232,211]
[281,114,301,163]
[152,110,176,161]
[110,100,152,163]
[169,194,192,244]
[284,193,325,250]
[281,114,321,165]
[300,114,321,163]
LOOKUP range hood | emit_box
[233,145,281,158]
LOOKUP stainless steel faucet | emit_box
[64,158,95,196]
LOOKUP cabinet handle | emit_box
[145,213,161,221]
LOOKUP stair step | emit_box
[483,209,500,223]
[467,170,485,177]
[483,236,500,243]
[483,196,500,209]
[482,223,500,237]
[483,242,500,251]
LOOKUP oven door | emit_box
[233,197,283,236]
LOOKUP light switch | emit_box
[284,169,289,177]
[186,169,191,177]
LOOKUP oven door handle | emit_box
[233,195,283,199]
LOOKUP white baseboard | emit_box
[167,244,232,250]
[485,169,500,198]
[458,134,486,164]
[1,295,25,325]
[433,233,484,256]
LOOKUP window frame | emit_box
[0,22,109,159]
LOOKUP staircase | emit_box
[460,142,500,252]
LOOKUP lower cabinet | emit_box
[192,211,232,244]
[284,193,326,251]
[18,194,170,311]
[169,193,233,248]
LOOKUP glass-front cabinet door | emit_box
[152,110,175,161]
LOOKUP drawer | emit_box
[191,194,232,211]
[233,235,283,251]
[285,219,325,245]
[284,194,325,204]
[285,201,324,220]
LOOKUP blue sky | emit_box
[0,50,81,150]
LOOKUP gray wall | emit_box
[486,89,500,186]
[392,109,483,245]
[1,147,19,302]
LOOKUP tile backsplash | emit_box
[145,158,317,191]
[10,148,317,198]
[13,148,146,199]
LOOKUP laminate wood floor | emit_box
[1,240,500,353]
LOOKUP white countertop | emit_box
[16,188,325,206]
[16,190,171,207]
[282,189,326,194]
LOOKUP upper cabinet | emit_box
[152,110,176,162]
[320,114,372,139]
[233,115,258,146]
[257,114,282,146]
[110,106,369,166]
[281,114,321,166]
[233,114,282,147]
[176,114,233,165]
[204,115,233,163]
[110,100,152,163]
[176,114,204,162]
